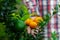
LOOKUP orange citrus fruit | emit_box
[29,22,37,29]
[34,17,43,23]
[25,18,33,25]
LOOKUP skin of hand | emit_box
[27,26,39,37]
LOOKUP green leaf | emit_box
[39,14,50,27]
[21,15,30,21]
[19,4,29,17]
[16,0,22,4]
[51,32,58,40]
[53,5,58,15]
[59,4,60,7]
[19,36,24,40]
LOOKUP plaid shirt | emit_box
[23,0,59,40]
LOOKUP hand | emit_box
[27,26,40,37]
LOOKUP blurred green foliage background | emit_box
[0,23,8,40]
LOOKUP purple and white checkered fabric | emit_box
[23,0,60,40]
